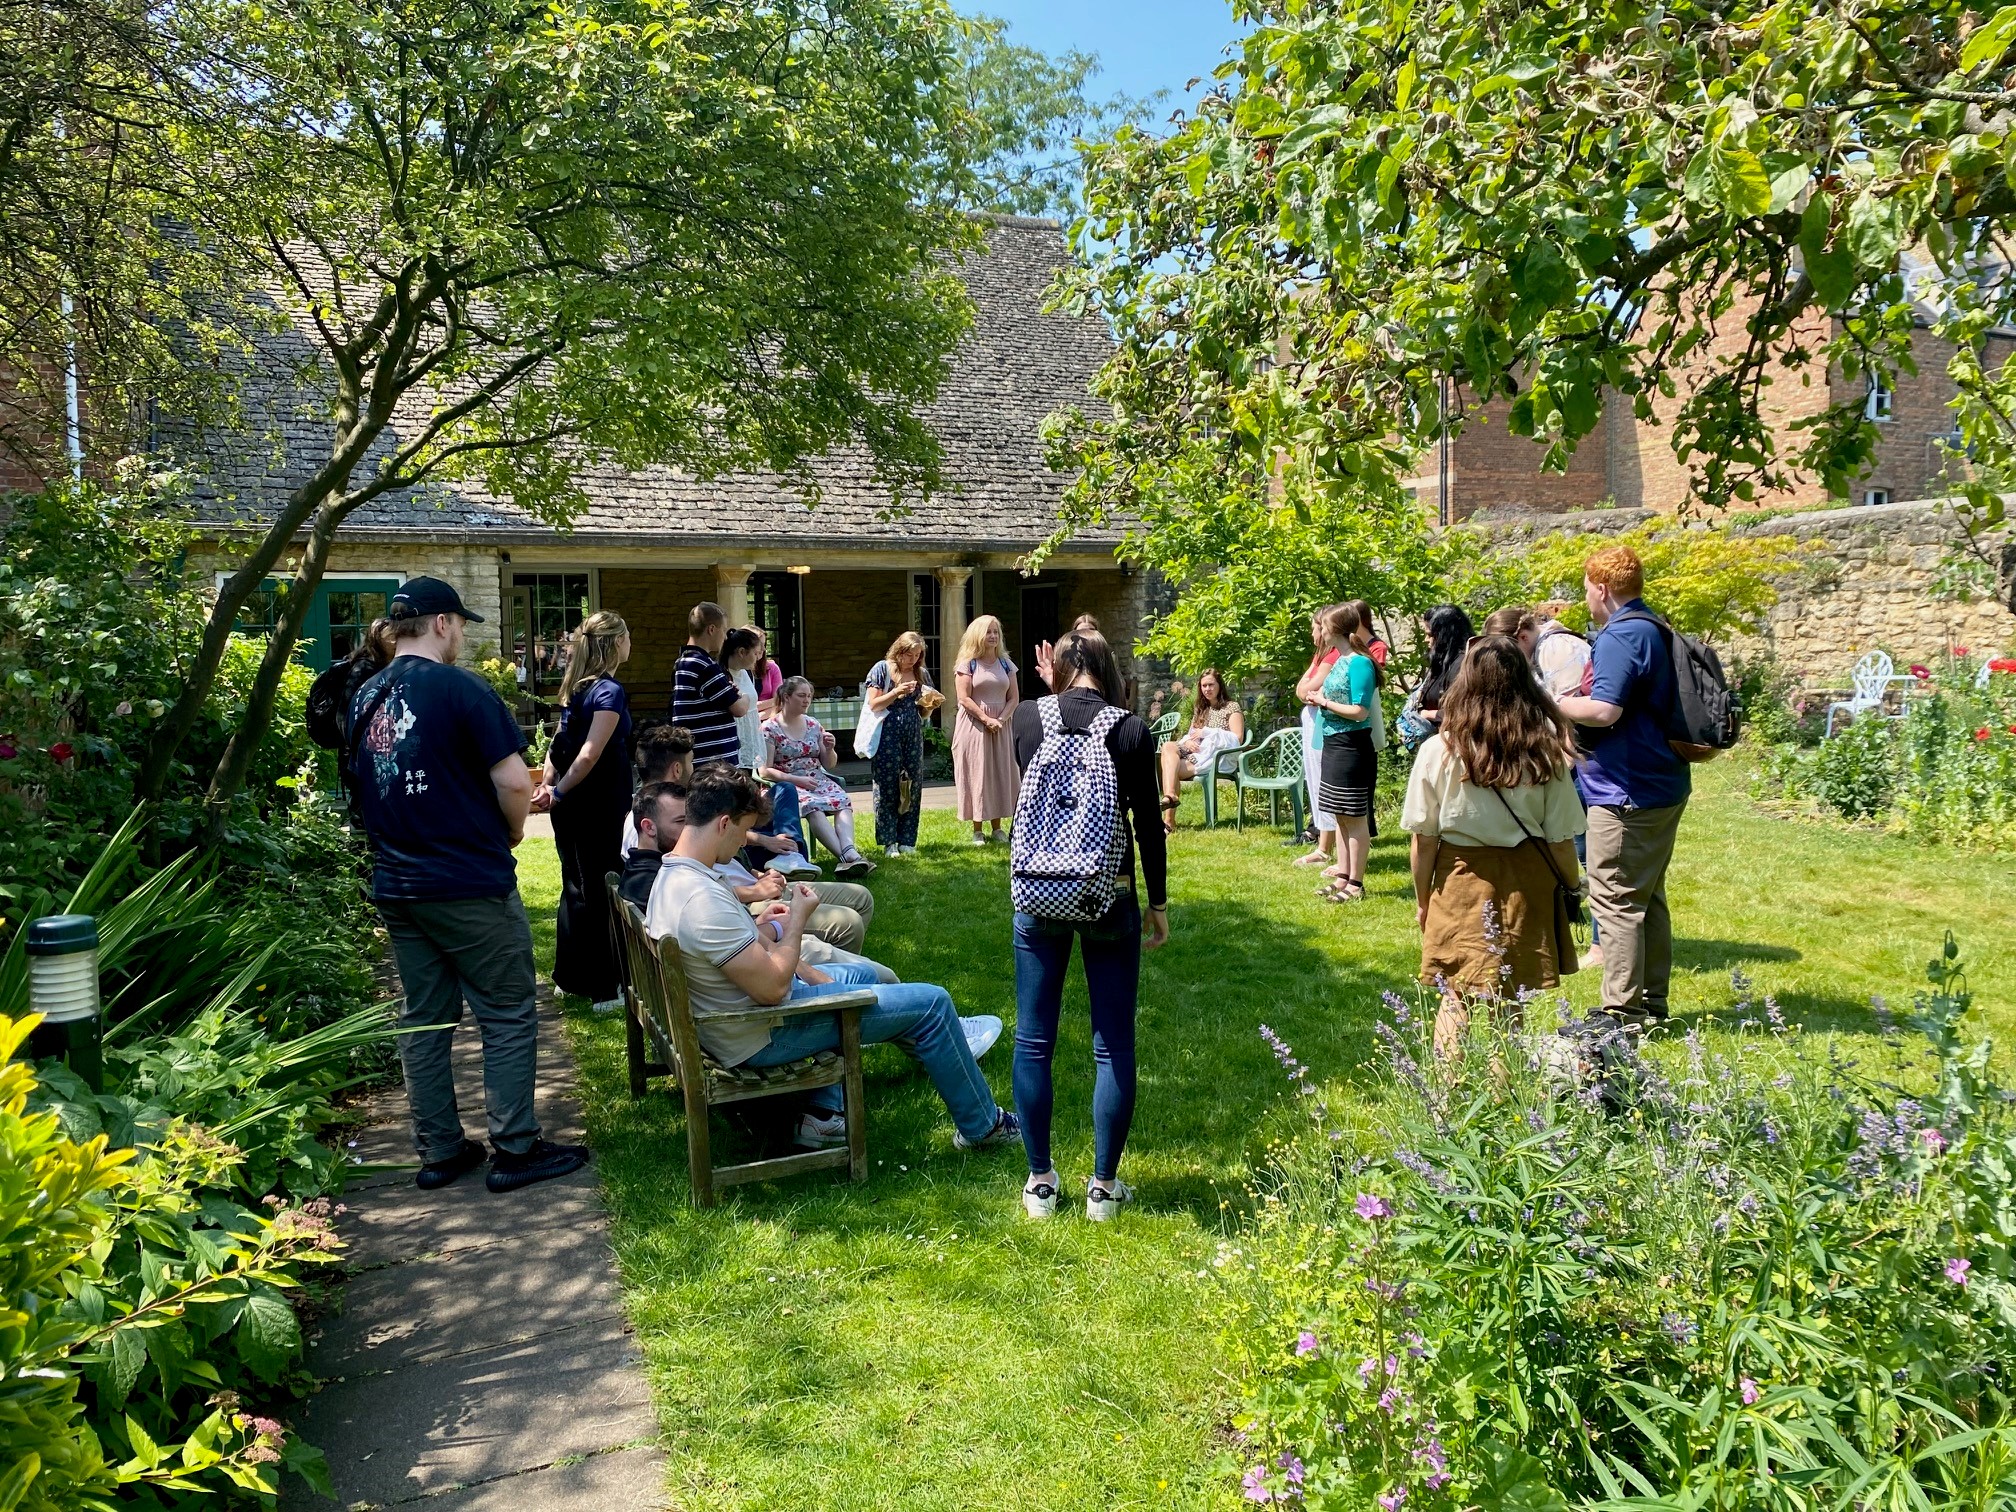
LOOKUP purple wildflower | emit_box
[1378,1487,1409,1511]
[1295,1331,1320,1358]
[1378,1386,1400,1413]
[1279,1451,1305,1486]
[1919,1127,1947,1155]
[1946,1257,1972,1287]
[1355,1192,1391,1221]
[1660,1312,1697,1347]
[1359,1358,1379,1382]
[1241,1465,1273,1502]
[1417,1437,1450,1489]
[1740,1378,1760,1405]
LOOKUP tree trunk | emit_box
[199,493,356,838]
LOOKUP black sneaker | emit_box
[416,1138,488,1191]
[485,1139,591,1192]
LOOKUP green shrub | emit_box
[1222,941,2016,1510]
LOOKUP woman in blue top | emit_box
[1306,602,1383,903]
[536,611,633,1010]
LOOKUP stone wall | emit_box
[1472,497,2015,682]
[597,567,715,702]
[801,570,913,691]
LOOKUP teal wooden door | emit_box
[236,577,404,670]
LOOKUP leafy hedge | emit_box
[1222,942,2016,1510]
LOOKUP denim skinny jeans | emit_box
[741,963,1000,1142]
[1012,894,1141,1183]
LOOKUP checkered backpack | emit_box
[1010,696,1129,922]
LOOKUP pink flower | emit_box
[1295,1331,1320,1358]
[1242,1465,1274,1502]
[1354,1193,1391,1220]
[1946,1257,1972,1287]
[1954,646,1972,657]
[1909,664,1931,680]
[1919,1128,1947,1155]
[1740,1378,1760,1405]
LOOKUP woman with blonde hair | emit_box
[952,614,1021,844]
[1154,667,1245,831]
[863,630,941,855]
[1402,634,1584,1055]
[537,611,633,1011]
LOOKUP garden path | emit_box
[281,989,666,1511]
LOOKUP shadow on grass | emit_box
[1675,938,1805,970]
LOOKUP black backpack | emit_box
[306,654,391,812]
[1613,608,1738,761]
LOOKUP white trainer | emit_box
[961,1014,1004,1060]
[1085,1178,1135,1222]
[1023,1174,1062,1219]
[794,1112,847,1149]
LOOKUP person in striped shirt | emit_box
[670,601,747,769]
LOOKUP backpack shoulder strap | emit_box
[1088,704,1127,742]
[1037,695,1065,738]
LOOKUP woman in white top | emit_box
[722,627,765,770]
[1401,634,1585,1056]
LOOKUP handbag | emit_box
[1396,686,1435,755]
[1491,787,1586,928]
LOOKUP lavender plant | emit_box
[1222,937,2016,1510]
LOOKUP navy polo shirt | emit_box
[1575,601,1691,811]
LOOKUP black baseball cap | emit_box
[387,576,485,623]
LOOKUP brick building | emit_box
[1400,305,2013,522]
[179,215,1141,724]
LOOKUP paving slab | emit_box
[287,1317,657,1508]
[409,1447,672,1511]
[334,1169,608,1270]
[309,1230,629,1373]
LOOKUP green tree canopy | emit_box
[1048,0,2016,645]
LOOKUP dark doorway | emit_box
[750,571,805,678]
[1019,584,1059,699]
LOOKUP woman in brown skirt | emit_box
[1400,634,1585,1056]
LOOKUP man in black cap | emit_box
[350,576,589,1192]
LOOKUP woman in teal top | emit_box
[1306,603,1383,902]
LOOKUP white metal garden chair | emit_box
[1823,651,1913,738]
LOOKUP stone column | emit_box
[935,565,973,717]
[713,563,752,628]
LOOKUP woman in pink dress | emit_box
[952,615,1021,844]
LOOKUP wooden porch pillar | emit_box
[935,565,973,710]
[713,563,752,628]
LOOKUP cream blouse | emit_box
[1400,734,1586,850]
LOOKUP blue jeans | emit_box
[741,964,1000,1142]
[1012,896,1141,1183]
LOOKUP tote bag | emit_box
[853,682,888,758]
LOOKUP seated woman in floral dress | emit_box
[762,675,875,878]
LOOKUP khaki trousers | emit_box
[1584,801,1687,1019]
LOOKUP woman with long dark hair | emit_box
[1395,604,1475,754]
[1402,634,1584,1054]
[1009,629,1168,1223]
[538,611,633,1011]
[1306,603,1384,903]
[1154,667,1245,831]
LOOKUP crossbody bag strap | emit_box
[1490,786,1575,893]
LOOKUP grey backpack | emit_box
[1009,697,1128,922]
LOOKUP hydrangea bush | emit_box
[1220,940,2016,1510]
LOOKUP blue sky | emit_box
[974,0,1245,118]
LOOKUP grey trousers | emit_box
[1584,801,1687,1019]
[379,892,542,1163]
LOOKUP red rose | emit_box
[1909,664,1931,679]
[1975,727,1993,742]
[48,742,73,763]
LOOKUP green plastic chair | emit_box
[1148,709,1181,744]
[1199,733,1254,829]
[1232,727,1305,833]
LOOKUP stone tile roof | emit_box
[187,216,1124,557]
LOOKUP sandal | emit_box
[1292,850,1331,866]
[1318,878,1367,904]
[1159,795,1180,834]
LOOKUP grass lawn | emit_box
[516,756,2014,1511]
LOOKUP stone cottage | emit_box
[187,215,1144,725]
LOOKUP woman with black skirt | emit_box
[1306,602,1383,904]
[536,612,633,1011]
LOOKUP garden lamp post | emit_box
[25,914,103,1092]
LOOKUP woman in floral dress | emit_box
[762,676,874,877]
[863,631,939,855]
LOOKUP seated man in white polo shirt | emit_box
[644,767,1017,1153]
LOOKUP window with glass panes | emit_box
[514,572,593,695]
[231,576,402,671]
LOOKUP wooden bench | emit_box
[605,875,872,1206]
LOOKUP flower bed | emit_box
[1219,942,2016,1510]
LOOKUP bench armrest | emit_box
[692,986,879,1026]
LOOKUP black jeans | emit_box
[1011,894,1142,1183]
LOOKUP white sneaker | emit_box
[970,833,989,846]
[766,852,821,877]
[590,997,624,1016]
[989,830,1010,845]
[961,1014,1004,1060]
[795,1112,847,1149]
[1023,1173,1062,1219]
[1085,1178,1134,1222]
[885,844,907,857]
